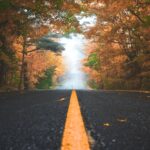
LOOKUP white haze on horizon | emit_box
[56,14,97,90]
[57,34,88,89]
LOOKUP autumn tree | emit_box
[84,0,150,90]
[0,0,81,90]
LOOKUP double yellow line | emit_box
[61,90,90,150]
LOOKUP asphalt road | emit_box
[77,90,150,150]
[0,90,71,150]
[0,90,150,150]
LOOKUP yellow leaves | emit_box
[105,0,132,15]
[102,117,128,128]
[111,43,120,50]
[111,55,127,64]
[117,118,128,123]
[62,2,81,13]
[11,36,24,59]
[29,26,49,39]
[88,1,105,9]
[26,51,65,88]
[103,122,111,127]
[12,37,23,53]
[57,97,66,102]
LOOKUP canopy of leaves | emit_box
[84,0,150,90]
[0,0,81,90]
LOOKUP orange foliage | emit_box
[27,51,64,88]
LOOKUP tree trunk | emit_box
[0,61,5,86]
[23,60,29,90]
[18,36,29,91]
[0,61,8,87]
[19,48,25,90]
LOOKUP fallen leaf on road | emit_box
[57,97,66,102]
[117,118,128,123]
[103,123,111,127]
[112,139,116,142]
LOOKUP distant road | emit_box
[0,90,150,150]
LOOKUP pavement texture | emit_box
[77,90,150,150]
[0,90,71,150]
[0,90,150,150]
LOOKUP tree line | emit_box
[0,0,80,91]
[0,0,149,91]
[84,0,150,90]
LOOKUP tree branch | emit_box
[128,9,145,24]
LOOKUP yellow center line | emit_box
[61,90,90,150]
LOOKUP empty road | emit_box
[0,90,150,150]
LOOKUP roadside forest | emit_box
[0,0,80,90]
[84,0,150,90]
[0,0,150,91]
